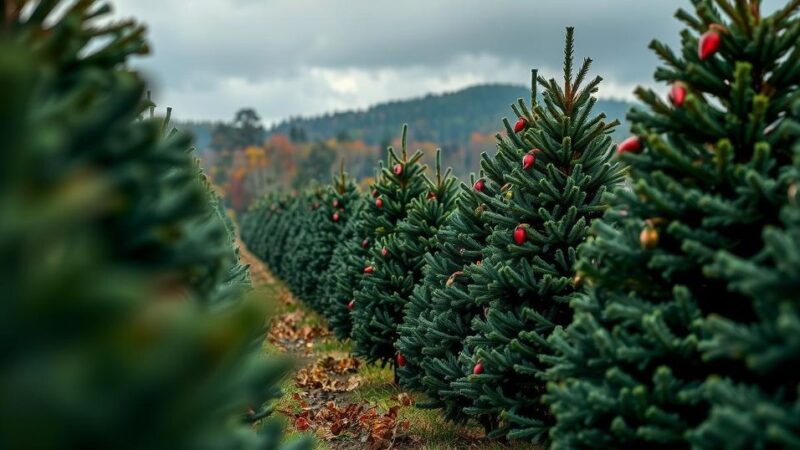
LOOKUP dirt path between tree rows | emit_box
[238,239,536,450]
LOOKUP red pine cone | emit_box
[513,117,528,133]
[522,153,536,170]
[474,179,485,191]
[364,266,374,274]
[376,198,383,208]
[332,212,340,222]
[473,362,484,375]
[514,225,527,245]
[669,83,686,107]
[372,189,379,198]
[381,247,389,257]
[617,136,643,155]
[396,353,407,367]
[361,239,370,249]
[699,30,721,60]
[393,164,403,175]
[332,198,340,208]
[427,192,437,200]
[347,299,355,310]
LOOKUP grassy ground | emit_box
[244,246,537,450]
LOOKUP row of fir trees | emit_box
[1,1,309,450]
[242,1,800,448]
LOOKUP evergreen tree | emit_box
[413,173,511,425]
[281,186,325,294]
[545,2,800,449]
[319,192,370,340]
[0,1,307,449]
[393,151,460,389]
[414,73,543,427]
[691,158,800,449]
[267,190,315,279]
[349,126,431,367]
[250,193,292,265]
[283,164,362,310]
[453,28,625,442]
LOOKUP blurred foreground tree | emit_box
[0,2,309,449]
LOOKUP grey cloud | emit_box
[109,0,786,122]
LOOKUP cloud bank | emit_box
[109,0,781,123]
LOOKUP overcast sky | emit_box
[111,0,781,125]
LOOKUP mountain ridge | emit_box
[267,83,633,147]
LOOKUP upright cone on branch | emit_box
[393,164,403,176]
[698,30,721,60]
[514,117,528,133]
[640,227,659,249]
[513,225,527,245]
[669,82,686,107]
[617,136,642,155]
[522,152,536,170]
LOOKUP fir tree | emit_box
[546,2,800,449]
[0,1,307,449]
[415,72,542,427]
[414,176,518,427]
[453,28,625,442]
[247,193,292,266]
[269,190,315,279]
[393,151,460,388]
[350,126,431,367]
[691,160,800,449]
[399,175,494,418]
[281,185,326,301]
[283,165,362,311]
[319,194,370,340]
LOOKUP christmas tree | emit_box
[401,174,496,417]
[349,126,431,367]
[414,71,543,427]
[321,126,427,342]
[280,185,326,303]
[282,165,362,311]
[0,2,307,449]
[453,28,625,442]
[392,151,460,389]
[413,151,529,426]
[267,190,313,279]
[545,2,800,449]
[242,192,291,266]
[691,161,800,449]
[319,193,371,340]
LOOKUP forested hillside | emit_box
[179,84,632,153]
[269,84,631,146]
